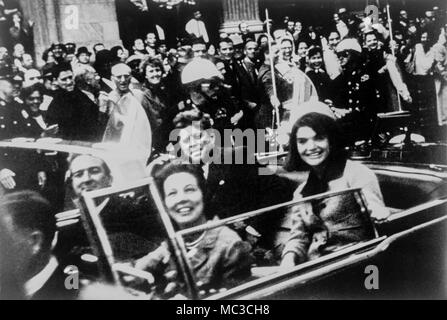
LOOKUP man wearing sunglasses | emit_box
[179,58,243,135]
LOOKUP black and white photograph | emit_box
[0,0,446,303]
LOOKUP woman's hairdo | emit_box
[140,56,164,75]
[153,163,213,220]
[172,109,213,130]
[285,112,347,172]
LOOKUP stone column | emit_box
[220,0,263,35]
[20,0,122,65]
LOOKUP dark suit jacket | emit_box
[205,148,297,221]
[45,89,100,141]
[233,57,261,105]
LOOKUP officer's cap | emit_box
[336,38,362,54]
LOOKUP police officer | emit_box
[0,75,47,193]
[179,58,243,135]
[0,75,28,139]
[331,38,378,144]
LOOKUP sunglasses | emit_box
[200,80,220,90]
[336,50,350,58]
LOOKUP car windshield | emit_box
[79,182,377,300]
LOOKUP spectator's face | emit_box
[365,34,378,50]
[23,69,42,87]
[57,70,75,92]
[111,65,132,94]
[158,44,167,54]
[219,42,234,61]
[421,32,428,43]
[194,11,202,20]
[244,41,258,60]
[296,126,330,169]
[78,53,90,64]
[163,172,205,229]
[119,49,129,62]
[308,52,323,69]
[70,155,112,197]
[295,22,302,33]
[24,90,43,113]
[328,32,340,49]
[178,124,215,164]
[45,51,55,63]
[85,70,101,92]
[239,23,248,34]
[53,47,65,59]
[287,21,295,32]
[13,44,25,58]
[134,39,145,51]
[192,43,207,58]
[280,40,293,60]
[297,42,308,58]
[145,65,162,85]
[334,14,340,23]
[43,77,56,91]
[400,11,408,19]
[259,36,268,48]
[146,33,157,47]
[21,54,33,69]
[163,58,171,73]
[12,81,21,98]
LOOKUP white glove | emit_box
[0,169,16,190]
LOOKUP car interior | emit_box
[3,145,447,300]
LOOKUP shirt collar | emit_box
[24,256,59,299]
[202,162,210,179]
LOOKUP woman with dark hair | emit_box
[280,107,389,268]
[140,57,176,153]
[135,163,253,292]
